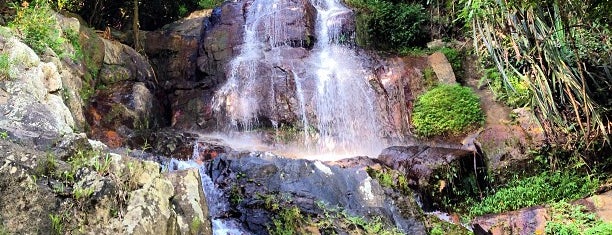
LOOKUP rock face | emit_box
[0,138,212,235]
[370,56,431,140]
[472,206,549,235]
[0,30,75,146]
[86,39,165,148]
[476,107,547,185]
[377,145,487,210]
[201,153,427,234]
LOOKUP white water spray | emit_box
[213,0,386,156]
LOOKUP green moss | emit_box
[35,153,58,177]
[483,67,531,107]
[411,84,484,137]
[422,67,437,88]
[189,217,202,235]
[49,213,63,235]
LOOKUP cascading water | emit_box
[166,143,248,234]
[310,0,383,153]
[213,0,386,156]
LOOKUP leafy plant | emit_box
[189,217,202,235]
[269,206,303,235]
[439,47,464,80]
[197,0,223,9]
[346,0,429,51]
[35,153,59,176]
[0,53,11,80]
[546,201,612,235]
[49,213,63,235]
[73,185,94,200]
[9,0,65,55]
[459,0,610,149]
[411,84,484,137]
[482,67,531,107]
[468,172,599,217]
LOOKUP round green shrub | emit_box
[411,84,484,137]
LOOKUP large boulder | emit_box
[86,38,165,148]
[427,52,456,84]
[476,107,547,185]
[0,138,212,235]
[145,10,212,88]
[99,39,156,85]
[377,145,487,210]
[472,205,549,235]
[199,153,427,234]
[0,30,75,146]
[86,81,166,148]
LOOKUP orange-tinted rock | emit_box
[101,130,124,148]
[472,206,549,235]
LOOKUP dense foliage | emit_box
[546,202,612,235]
[411,84,484,137]
[468,172,599,217]
[460,0,611,150]
[8,0,64,55]
[2,0,225,31]
[345,0,429,51]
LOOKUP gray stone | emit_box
[427,52,456,84]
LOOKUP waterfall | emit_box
[213,0,386,156]
[310,0,383,153]
[168,157,248,234]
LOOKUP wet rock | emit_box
[204,153,427,234]
[427,52,456,84]
[253,0,316,48]
[198,3,244,85]
[377,145,486,210]
[166,169,213,235]
[145,10,212,87]
[169,89,217,130]
[127,129,231,160]
[372,55,431,140]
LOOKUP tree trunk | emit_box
[133,0,142,52]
